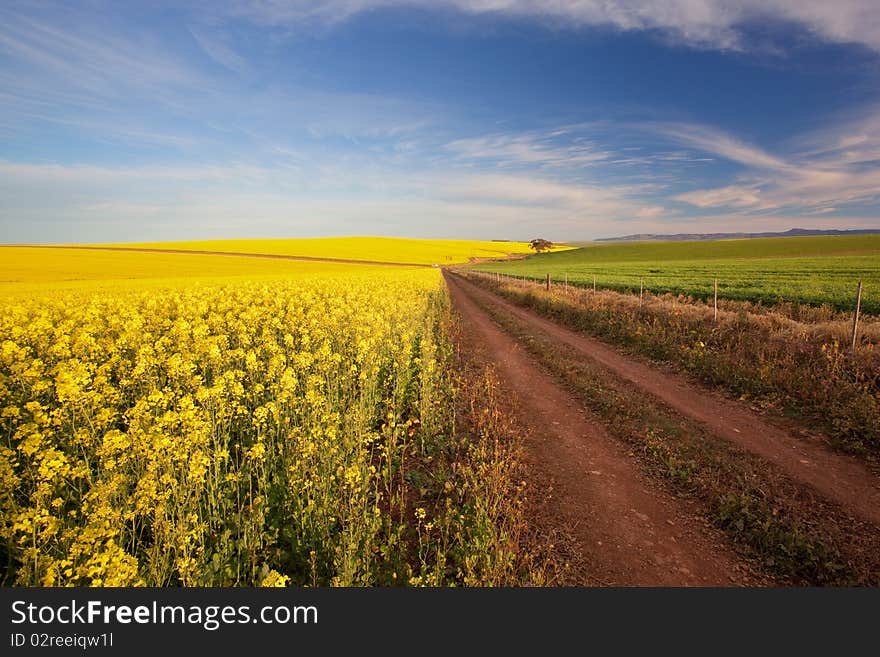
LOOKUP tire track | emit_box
[446,272,759,586]
[452,272,880,527]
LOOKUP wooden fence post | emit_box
[851,280,863,351]
[546,273,551,290]
[714,277,718,323]
[639,278,644,307]
[593,275,597,292]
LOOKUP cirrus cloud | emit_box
[222,0,880,53]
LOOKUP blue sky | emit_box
[2,1,880,242]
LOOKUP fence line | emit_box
[463,270,868,349]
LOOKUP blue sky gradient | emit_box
[2,1,880,242]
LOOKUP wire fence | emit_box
[466,270,867,351]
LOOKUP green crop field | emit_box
[469,234,880,314]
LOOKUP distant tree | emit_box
[529,238,553,253]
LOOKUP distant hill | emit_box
[595,228,880,242]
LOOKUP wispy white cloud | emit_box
[219,1,880,53]
[655,116,880,212]
[642,123,792,172]
[436,171,656,214]
[0,161,272,185]
[786,104,880,168]
[445,130,610,168]
[0,156,670,241]
[4,152,877,243]
[188,26,249,73]
[0,4,443,155]
[674,184,763,209]
[0,6,207,101]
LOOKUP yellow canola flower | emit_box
[0,258,445,587]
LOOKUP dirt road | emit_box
[452,273,880,527]
[446,272,759,585]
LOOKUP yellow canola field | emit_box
[0,246,419,297]
[0,247,452,586]
[90,236,569,265]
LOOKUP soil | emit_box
[445,272,762,586]
[451,273,880,527]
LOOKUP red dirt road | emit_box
[453,273,880,527]
[446,273,759,585]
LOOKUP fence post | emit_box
[593,275,597,292]
[564,272,567,288]
[714,277,718,323]
[546,273,551,290]
[851,280,863,351]
[639,278,644,307]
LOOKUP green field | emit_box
[469,234,880,314]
